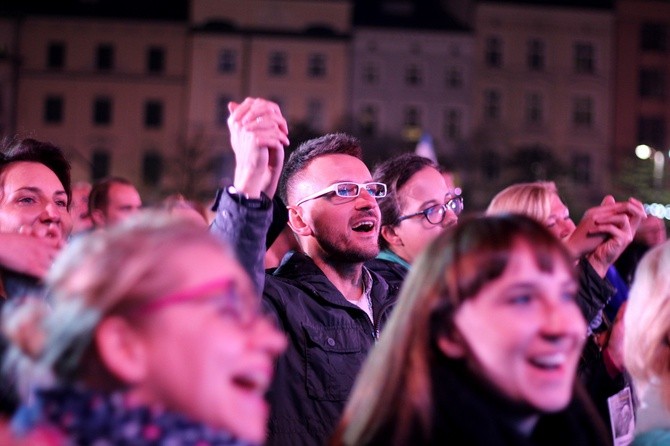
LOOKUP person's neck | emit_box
[311,256,365,303]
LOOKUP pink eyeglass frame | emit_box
[134,278,236,316]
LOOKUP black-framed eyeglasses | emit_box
[294,182,387,206]
[396,195,464,225]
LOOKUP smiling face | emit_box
[290,154,381,263]
[544,193,576,241]
[0,161,72,242]
[129,244,286,443]
[445,241,585,413]
[390,166,456,263]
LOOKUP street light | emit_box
[636,144,667,189]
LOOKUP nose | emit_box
[355,188,377,208]
[557,219,575,240]
[41,202,62,223]
[540,297,585,341]
[441,208,459,228]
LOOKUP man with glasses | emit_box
[367,153,463,284]
[211,98,402,445]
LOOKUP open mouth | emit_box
[528,352,567,371]
[232,371,269,395]
[352,220,375,233]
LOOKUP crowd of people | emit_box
[0,96,668,445]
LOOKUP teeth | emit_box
[530,353,566,368]
[352,221,374,232]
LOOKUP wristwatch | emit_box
[225,185,272,209]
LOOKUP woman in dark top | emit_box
[333,215,610,446]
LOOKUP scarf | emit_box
[16,384,258,446]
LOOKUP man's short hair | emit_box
[0,138,72,209]
[278,133,362,205]
[89,177,134,214]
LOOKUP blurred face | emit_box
[0,161,72,242]
[291,154,381,263]
[445,242,586,413]
[545,193,576,241]
[70,183,92,234]
[101,183,142,226]
[131,245,286,443]
[392,166,457,263]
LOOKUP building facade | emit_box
[472,1,614,211]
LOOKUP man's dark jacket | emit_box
[211,191,401,445]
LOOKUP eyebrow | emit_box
[17,186,67,196]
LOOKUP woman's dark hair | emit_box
[0,138,72,209]
[372,153,436,249]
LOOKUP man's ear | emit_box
[381,225,403,247]
[287,207,312,237]
[90,209,106,227]
[436,331,466,359]
[94,316,147,384]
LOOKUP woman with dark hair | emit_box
[0,137,72,300]
[366,153,462,283]
[334,215,610,446]
[0,137,73,415]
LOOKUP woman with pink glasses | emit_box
[3,212,286,445]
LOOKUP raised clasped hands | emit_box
[566,195,646,277]
[227,97,290,198]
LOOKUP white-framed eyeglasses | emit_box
[294,182,387,206]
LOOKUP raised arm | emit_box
[210,98,289,292]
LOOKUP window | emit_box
[405,64,422,86]
[93,96,112,125]
[527,39,545,71]
[641,23,668,52]
[307,98,324,131]
[484,89,501,121]
[639,68,666,99]
[44,96,63,124]
[363,64,379,85]
[47,42,65,69]
[403,106,422,140]
[96,44,114,71]
[144,100,163,128]
[404,106,421,128]
[91,149,110,180]
[360,104,378,137]
[142,151,163,186]
[444,108,462,140]
[485,36,503,68]
[573,96,593,128]
[307,53,327,78]
[216,95,232,127]
[446,66,463,89]
[147,46,165,74]
[525,93,543,125]
[218,49,237,74]
[638,116,666,148]
[268,51,287,76]
[574,43,594,74]
[572,154,591,184]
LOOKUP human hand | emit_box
[0,232,63,279]
[227,97,289,198]
[568,196,644,277]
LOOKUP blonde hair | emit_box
[3,210,229,393]
[333,214,575,446]
[486,181,557,222]
[624,240,670,408]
